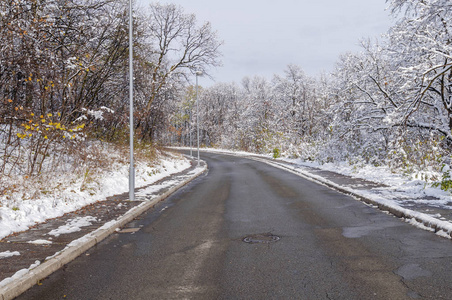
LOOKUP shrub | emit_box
[432,165,452,192]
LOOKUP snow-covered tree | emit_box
[387,0,452,143]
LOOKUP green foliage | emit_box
[80,167,97,195]
[147,169,160,177]
[386,135,445,177]
[273,147,281,159]
[432,165,452,192]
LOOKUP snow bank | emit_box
[0,152,191,240]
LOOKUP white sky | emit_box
[137,0,395,86]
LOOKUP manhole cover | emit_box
[243,233,280,244]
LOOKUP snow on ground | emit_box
[0,151,191,240]
[0,251,20,259]
[0,260,40,287]
[27,240,53,245]
[284,158,452,209]
[135,179,179,197]
[47,216,97,237]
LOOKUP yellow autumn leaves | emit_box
[16,111,85,141]
[22,71,93,90]
[23,73,55,90]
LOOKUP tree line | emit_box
[0,0,222,176]
[3,0,451,188]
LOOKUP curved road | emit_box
[18,152,452,299]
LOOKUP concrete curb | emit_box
[0,162,207,300]
[252,157,452,239]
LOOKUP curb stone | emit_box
[252,157,452,239]
[0,161,207,300]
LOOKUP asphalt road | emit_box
[18,152,452,299]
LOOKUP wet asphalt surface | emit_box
[16,152,452,299]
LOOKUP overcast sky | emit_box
[137,0,395,86]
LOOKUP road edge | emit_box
[252,157,452,239]
[193,148,452,239]
[0,162,207,300]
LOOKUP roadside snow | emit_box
[48,216,97,237]
[27,240,53,245]
[285,159,452,208]
[0,260,40,288]
[135,179,179,197]
[0,251,20,259]
[0,152,191,240]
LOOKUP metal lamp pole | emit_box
[128,0,135,201]
[196,71,202,165]
[189,108,192,157]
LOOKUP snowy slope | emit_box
[0,151,190,240]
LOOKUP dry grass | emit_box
[0,137,161,204]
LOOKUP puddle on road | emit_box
[395,263,432,280]
[342,222,401,238]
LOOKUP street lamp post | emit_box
[189,108,193,157]
[195,71,202,165]
[128,0,135,201]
